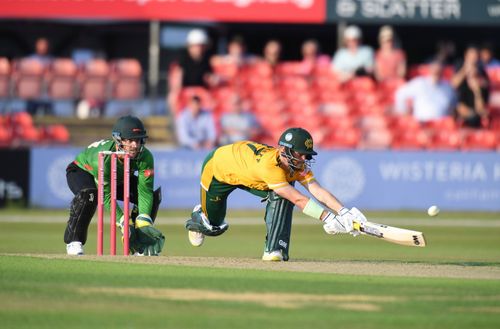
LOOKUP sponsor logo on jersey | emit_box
[143,169,154,177]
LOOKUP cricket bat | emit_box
[352,221,426,247]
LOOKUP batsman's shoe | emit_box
[66,241,84,256]
[188,230,205,247]
[262,250,283,261]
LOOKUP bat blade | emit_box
[353,221,426,247]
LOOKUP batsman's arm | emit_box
[305,180,344,214]
[274,185,330,221]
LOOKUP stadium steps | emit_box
[33,116,175,146]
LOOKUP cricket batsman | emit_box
[64,115,165,256]
[185,127,366,261]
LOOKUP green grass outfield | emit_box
[1,209,499,329]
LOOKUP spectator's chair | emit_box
[48,58,78,116]
[80,59,110,102]
[104,59,143,117]
[111,59,142,100]
[13,58,45,100]
[461,130,497,151]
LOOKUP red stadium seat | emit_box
[48,58,78,99]
[359,115,388,131]
[360,128,393,150]
[389,115,421,132]
[461,130,497,151]
[43,124,70,143]
[322,127,361,149]
[0,128,13,147]
[13,59,45,99]
[11,112,34,128]
[345,77,376,92]
[80,59,110,101]
[427,130,460,151]
[391,129,428,150]
[424,116,457,132]
[111,59,142,100]
[321,101,351,117]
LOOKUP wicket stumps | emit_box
[97,151,130,256]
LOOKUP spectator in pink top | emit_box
[298,39,330,75]
[374,26,406,82]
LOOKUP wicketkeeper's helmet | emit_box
[112,115,148,140]
[112,115,148,153]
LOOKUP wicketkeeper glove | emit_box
[135,214,165,256]
[117,216,143,254]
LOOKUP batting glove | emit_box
[338,207,355,233]
[322,212,350,235]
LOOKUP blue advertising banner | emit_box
[30,147,500,211]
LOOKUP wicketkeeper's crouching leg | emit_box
[263,191,294,261]
[64,188,98,245]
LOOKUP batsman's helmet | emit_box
[112,115,148,140]
[278,127,317,157]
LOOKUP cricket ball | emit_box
[427,205,440,217]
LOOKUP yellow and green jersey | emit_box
[74,139,155,219]
[202,141,315,191]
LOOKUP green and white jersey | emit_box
[74,139,155,220]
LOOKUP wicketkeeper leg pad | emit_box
[185,205,228,237]
[64,188,98,244]
[264,191,294,261]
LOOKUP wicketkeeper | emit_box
[185,127,367,261]
[64,115,165,256]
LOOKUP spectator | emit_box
[451,44,488,89]
[261,39,282,68]
[211,35,256,68]
[433,40,457,66]
[179,29,215,88]
[168,29,217,113]
[298,39,330,75]
[332,25,374,82]
[29,37,53,68]
[394,59,456,122]
[374,25,406,82]
[479,42,500,69]
[219,96,261,145]
[455,65,490,128]
[176,95,217,150]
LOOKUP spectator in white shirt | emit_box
[332,25,374,82]
[176,95,217,150]
[394,60,456,122]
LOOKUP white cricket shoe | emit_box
[66,241,84,256]
[188,231,205,247]
[262,250,283,261]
